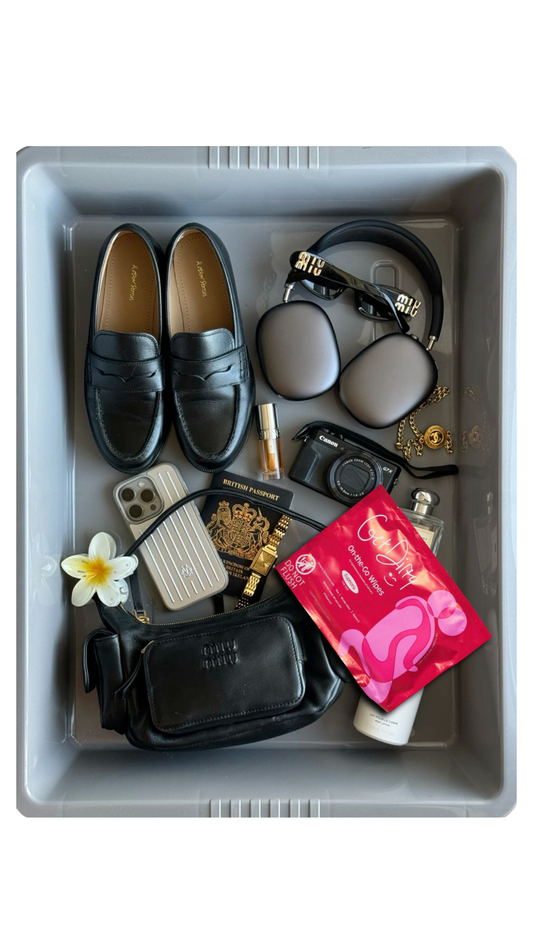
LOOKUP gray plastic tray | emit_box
[17,146,516,817]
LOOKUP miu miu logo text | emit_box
[202,639,239,669]
[294,251,326,277]
[395,294,422,317]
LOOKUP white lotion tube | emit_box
[353,689,425,746]
[353,490,445,746]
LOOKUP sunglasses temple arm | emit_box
[288,252,377,297]
[286,253,410,331]
[283,261,378,304]
[375,288,410,333]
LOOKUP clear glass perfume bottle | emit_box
[401,489,444,554]
[353,488,444,746]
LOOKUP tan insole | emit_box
[96,232,157,335]
[169,229,233,336]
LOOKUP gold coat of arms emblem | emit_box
[206,501,270,560]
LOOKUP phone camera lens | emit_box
[121,487,135,502]
[129,504,143,519]
[140,489,154,503]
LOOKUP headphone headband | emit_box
[307,219,444,345]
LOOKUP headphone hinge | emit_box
[282,282,294,303]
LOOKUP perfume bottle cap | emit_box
[410,488,440,516]
[256,403,280,437]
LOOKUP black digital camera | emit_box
[289,423,401,506]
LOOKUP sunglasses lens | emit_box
[301,278,343,301]
[357,296,394,321]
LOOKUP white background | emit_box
[2,2,530,945]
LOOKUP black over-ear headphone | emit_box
[256,219,444,429]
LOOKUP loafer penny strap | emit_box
[170,345,249,392]
[87,351,164,393]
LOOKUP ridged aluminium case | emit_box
[114,462,228,611]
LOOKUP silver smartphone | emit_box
[113,462,228,610]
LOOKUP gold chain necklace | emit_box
[395,386,454,460]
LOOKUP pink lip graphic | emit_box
[338,590,467,704]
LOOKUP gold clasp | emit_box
[423,425,447,450]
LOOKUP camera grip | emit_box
[289,443,321,485]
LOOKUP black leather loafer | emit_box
[165,223,255,472]
[85,223,167,474]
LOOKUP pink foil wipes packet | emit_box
[277,485,491,712]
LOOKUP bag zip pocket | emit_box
[115,606,276,698]
[144,616,305,733]
[114,600,304,700]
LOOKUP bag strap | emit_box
[126,487,326,618]
[293,421,459,479]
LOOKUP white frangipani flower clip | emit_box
[61,532,138,607]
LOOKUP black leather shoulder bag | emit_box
[82,488,351,751]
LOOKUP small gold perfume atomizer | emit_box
[256,403,284,480]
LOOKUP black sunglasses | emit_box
[283,250,422,332]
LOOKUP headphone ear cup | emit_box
[338,334,438,429]
[256,300,341,400]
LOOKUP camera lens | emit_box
[140,489,154,503]
[121,487,135,502]
[327,452,382,505]
[129,504,143,519]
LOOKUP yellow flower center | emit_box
[85,557,112,586]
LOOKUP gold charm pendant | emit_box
[396,387,454,460]
[424,425,447,450]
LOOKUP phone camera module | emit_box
[140,489,154,503]
[129,504,143,520]
[121,487,135,502]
